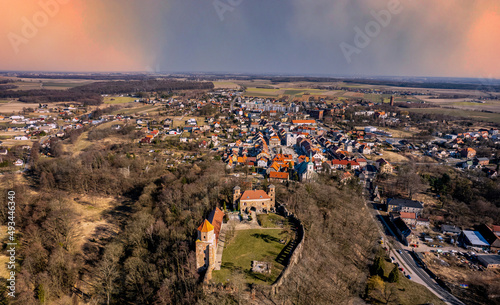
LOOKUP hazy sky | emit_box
[1,0,500,78]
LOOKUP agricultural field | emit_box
[103,96,137,104]
[110,105,162,116]
[417,96,500,113]
[244,87,281,97]
[404,107,500,124]
[244,87,336,98]
[0,102,40,114]
[213,81,241,89]
[212,228,289,285]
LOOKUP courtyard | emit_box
[212,213,295,285]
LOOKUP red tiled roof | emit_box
[240,190,270,200]
[292,119,316,124]
[208,207,224,242]
[269,172,289,179]
[400,212,416,219]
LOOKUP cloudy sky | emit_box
[1,0,500,78]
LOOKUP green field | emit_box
[104,96,137,104]
[0,100,10,103]
[212,228,289,285]
[452,101,498,106]
[404,107,500,123]
[111,105,159,115]
[244,87,281,97]
[244,87,331,98]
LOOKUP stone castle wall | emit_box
[271,205,305,295]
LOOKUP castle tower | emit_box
[268,184,275,208]
[195,220,216,271]
[233,186,241,209]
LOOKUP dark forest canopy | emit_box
[73,79,214,95]
[0,80,214,105]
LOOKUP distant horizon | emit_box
[2,69,500,84]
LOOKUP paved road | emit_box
[369,200,465,305]
[397,249,464,305]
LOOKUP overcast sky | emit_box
[1,0,500,78]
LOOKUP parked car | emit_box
[407,275,411,279]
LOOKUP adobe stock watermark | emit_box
[6,190,17,298]
[7,0,70,54]
[340,0,403,64]
[213,0,243,22]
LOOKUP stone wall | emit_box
[271,204,305,295]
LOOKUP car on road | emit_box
[390,256,395,262]
[397,249,402,254]
[399,267,404,272]
[407,275,411,279]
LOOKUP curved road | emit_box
[371,203,465,305]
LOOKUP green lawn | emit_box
[212,228,290,285]
[257,213,287,228]
[104,96,137,104]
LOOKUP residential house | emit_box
[268,171,289,182]
[477,224,500,253]
[387,198,424,216]
[460,147,476,159]
[375,158,393,174]
[441,225,461,235]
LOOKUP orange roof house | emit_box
[292,119,316,125]
[269,171,289,180]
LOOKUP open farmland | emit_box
[103,96,137,104]
[404,107,500,123]
[0,102,41,114]
[244,87,336,98]
[213,81,241,89]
